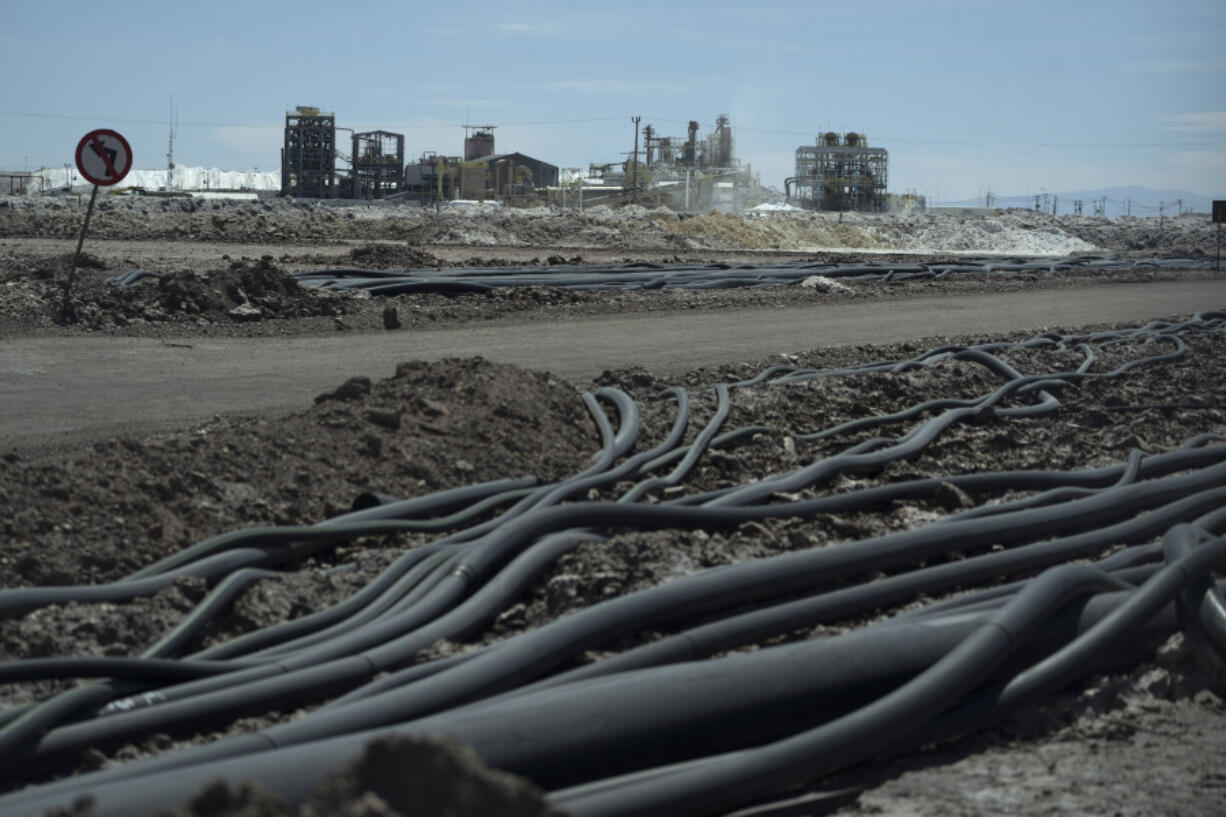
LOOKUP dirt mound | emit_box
[863,210,1099,255]
[0,358,595,595]
[2,197,1218,257]
[150,258,335,323]
[1057,214,1217,257]
[347,244,444,269]
[0,256,350,331]
[654,209,882,251]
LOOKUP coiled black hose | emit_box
[2,311,1225,816]
[550,539,1226,817]
[4,569,1199,817]
[16,457,1224,778]
[281,257,1220,296]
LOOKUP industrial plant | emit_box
[279,107,781,212]
[785,132,888,212]
[282,107,409,200]
[581,114,764,212]
[282,108,558,205]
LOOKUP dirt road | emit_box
[4,279,1224,452]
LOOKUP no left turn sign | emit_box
[75,129,133,187]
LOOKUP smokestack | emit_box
[715,114,731,167]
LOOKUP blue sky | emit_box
[2,0,1223,200]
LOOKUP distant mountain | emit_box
[991,186,1221,218]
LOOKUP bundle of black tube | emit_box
[1,310,1225,817]
[284,256,1218,296]
[108,256,1218,295]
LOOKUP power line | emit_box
[0,110,267,128]
[643,116,1223,148]
[4,110,1222,148]
[0,110,631,130]
[483,116,629,126]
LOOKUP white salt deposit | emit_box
[861,213,1098,256]
[749,202,803,213]
[25,165,280,194]
[800,275,854,292]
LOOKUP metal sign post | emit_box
[60,129,133,321]
[73,184,100,268]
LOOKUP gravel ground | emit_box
[0,242,1217,340]
[4,332,1225,816]
[1,201,1224,816]
[1,196,1218,339]
[1,197,1217,258]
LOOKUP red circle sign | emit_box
[75,129,133,186]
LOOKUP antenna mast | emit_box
[166,95,177,190]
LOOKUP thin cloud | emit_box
[207,125,282,154]
[421,98,523,111]
[1163,149,1226,174]
[543,79,693,94]
[1161,112,1226,133]
[1125,56,1226,73]
[1158,150,1226,196]
[498,21,563,36]
[673,25,804,54]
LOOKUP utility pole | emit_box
[643,124,654,169]
[631,116,641,203]
[1052,195,1058,216]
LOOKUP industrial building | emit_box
[471,153,559,198]
[402,126,558,205]
[282,106,407,200]
[403,153,461,203]
[350,131,404,199]
[786,132,888,212]
[0,171,36,195]
[281,106,337,199]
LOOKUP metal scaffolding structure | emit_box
[281,106,336,198]
[787,132,888,212]
[351,130,405,199]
